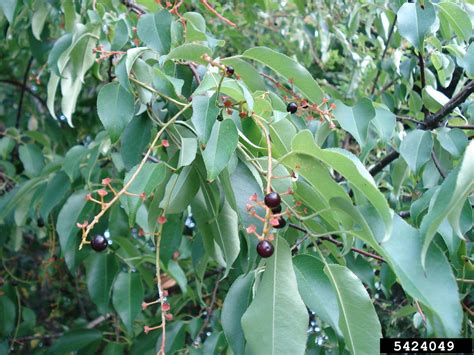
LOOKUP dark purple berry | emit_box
[274,218,286,229]
[91,234,108,252]
[37,217,45,228]
[264,192,281,208]
[225,66,235,76]
[257,240,274,258]
[287,102,298,114]
[271,205,282,214]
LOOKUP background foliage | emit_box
[0,0,473,354]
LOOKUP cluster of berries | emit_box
[256,191,286,259]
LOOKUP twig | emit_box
[457,278,474,284]
[288,223,386,262]
[199,0,237,27]
[0,79,48,111]
[431,150,446,178]
[129,76,187,107]
[369,150,400,176]
[424,80,474,129]
[79,102,192,248]
[446,124,474,130]
[462,302,474,317]
[86,313,112,328]
[186,62,201,85]
[370,14,397,95]
[192,270,223,347]
[396,115,425,126]
[417,52,426,90]
[15,57,34,128]
[121,0,145,15]
[414,300,427,326]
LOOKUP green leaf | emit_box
[437,2,472,42]
[167,260,187,294]
[221,57,267,92]
[136,10,172,54]
[396,2,436,50]
[324,264,382,355]
[243,47,324,103]
[333,98,375,146]
[85,253,119,314]
[464,43,474,79]
[420,141,474,268]
[399,129,433,173]
[48,329,102,354]
[165,43,212,65]
[383,216,462,337]
[293,255,342,336]
[0,137,15,159]
[56,191,89,271]
[371,107,396,142]
[160,165,200,214]
[437,128,468,158]
[241,237,308,355]
[122,162,166,224]
[422,86,453,113]
[203,119,238,181]
[120,115,152,170]
[221,273,255,355]
[0,0,17,23]
[0,296,16,337]
[112,272,144,333]
[97,82,135,143]
[19,144,44,177]
[177,137,197,168]
[62,145,88,181]
[190,94,219,144]
[31,0,50,40]
[40,172,71,219]
[191,189,240,276]
[283,131,392,238]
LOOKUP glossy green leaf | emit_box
[32,1,50,40]
[397,2,436,50]
[241,237,308,355]
[40,171,71,219]
[136,10,172,54]
[221,273,255,355]
[324,264,382,355]
[165,43,212,65]
[97,82,135,143]
[464,43,474,79]
[178,137,197,168]
[19,144,44,177]
[243,47,324,103]
[399,129,433,173]
[437,128,467,158]
[383,216,462,337]
[191,94,219,144]
[120,115,152,170]
[85,253,119,314]
[284,130,392,238]
[122,162,166,224]
[371,107,396,142]
[0,296,16,337]
[437,2,472,42]
[48,329,101,354]
[0,0,17,23]
[420,141,474,268]
[112,272,144,332]
[333,98,375,146]
[293,255,342,336]
[221,57,267,92]
[160,165,199,214]
[62,145,88,181]
[203,119,238,181]
[56,191,89,271]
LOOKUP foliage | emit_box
[0,0,473,354]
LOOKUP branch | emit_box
[446,124,474,130]
[288,223,386,263]
[369,150,400,176]
[0,79,48,111]
[431,150,447,178]
[121,0,145,15]
[370,14,397,95]
[200,0,237,27]
[15,57,34,128]
[424,80,474,129]
[192,270,223,347]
